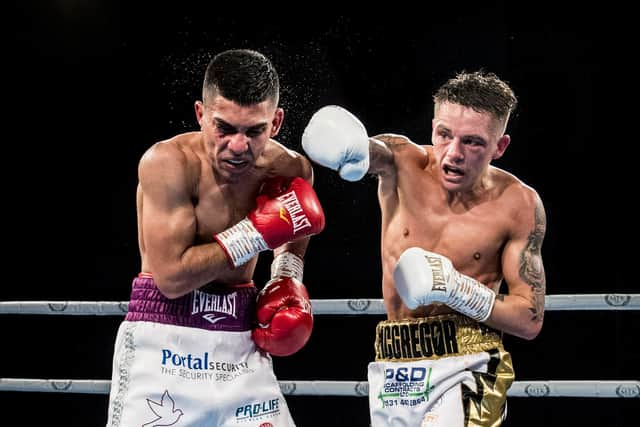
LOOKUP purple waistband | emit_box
[125,275,257,332]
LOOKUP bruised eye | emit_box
[436,130,451,141]
[462,137,486,147]
[246,128,265,137]
[217,124,236,136]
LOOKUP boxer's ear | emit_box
[270,108,284,137]
[195,101,205,127]
[493,134,510,160]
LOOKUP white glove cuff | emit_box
[448,272,496,322]
[271,252,304,282]
[214,218,269,268]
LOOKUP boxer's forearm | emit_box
[484,294,543,340]
[152,242,235,299]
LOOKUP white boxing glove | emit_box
[393,247,496,322]
[302,105,370,182]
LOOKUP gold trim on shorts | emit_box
[374,314,503,362]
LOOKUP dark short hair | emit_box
[433,71,517,122]
[203,49,279,106]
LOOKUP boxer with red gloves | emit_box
[106,49,324,427]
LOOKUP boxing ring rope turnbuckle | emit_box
[0,378,638,398]
[0,294,638,315]
[1,294,638,399]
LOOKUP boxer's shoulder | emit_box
[491,166,541,209]
[142,132,202,163]
[261,139,312,181]
[139,133,202,189]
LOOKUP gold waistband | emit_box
[374,314,502,362]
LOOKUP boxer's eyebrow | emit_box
[246,123,268,134]
[214,118,268,134]
[461,135,487,146]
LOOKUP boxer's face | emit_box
[195,94,283,181]
[431,102,510,193]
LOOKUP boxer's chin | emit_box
[217,160,252,181]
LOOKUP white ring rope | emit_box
[2,295,636,400]
[0,294,638,315]
[0,378,638,398]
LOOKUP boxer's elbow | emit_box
[153,268,192,299]
[157,287,186,300]
[518,319,543,340]
[506,294,544,340]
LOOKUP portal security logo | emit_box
[159,349,253,383]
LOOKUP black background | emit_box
[4,2,638,426]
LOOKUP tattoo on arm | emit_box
[519,196,547,322]
[369,134,405,176]
[496,294,505,302]
[373,134,411,148]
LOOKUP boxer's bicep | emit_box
[369,134,397,177]
[298,151,314,185]
[139,145,196,278]
[502,190,547,323]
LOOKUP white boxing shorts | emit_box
[106,273,295,427]
[368,314,514,427]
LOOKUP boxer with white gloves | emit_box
[303,71,547,427]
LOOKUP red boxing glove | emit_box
[253,277,313,357]
[214,177,325,268]
[251,176,325,247]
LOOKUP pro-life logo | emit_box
[235,399,281,423]
[143,390,184,426]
